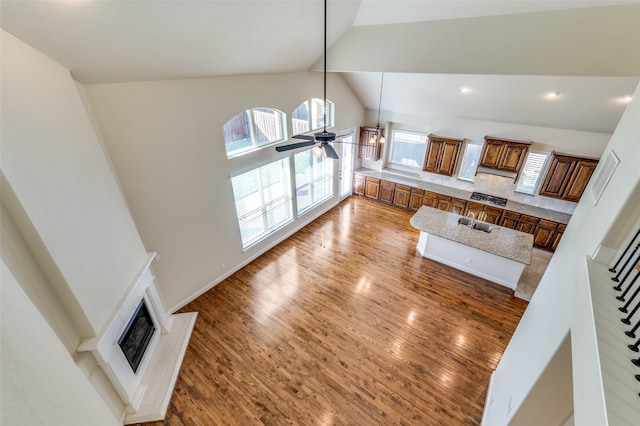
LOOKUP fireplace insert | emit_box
[118,299,156,373]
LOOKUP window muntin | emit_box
[231,159,293,249]
[457,141,484,182]
[515,152,550,195]
[389,130,428,169]
[291,98,334,136]
[223,108,286,157]
[294,148,334,214]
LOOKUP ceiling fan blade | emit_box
[292,134,315,141]
[323,143,339,160]
[275,141,317,152]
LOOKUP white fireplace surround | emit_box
[78,253,197,424]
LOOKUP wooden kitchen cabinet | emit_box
[353,174,365,196]
[422,191,439,208]
[479,136,530,174]
[379,180,395,204]
[359,127,383,161]
[451,198,467,215]
[499,211,521,229]
[393,184,411,208]
[464,201,484,218]
[538,153,599,202]
[437,195,452,211]
[423,134,463,176]
[364,177,380,199]
[483,206,503,225]
[534,219,558,248]
[409,188,425,211]
[517,214,539,235]
[551,224,566,251]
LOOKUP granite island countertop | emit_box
[410,206,534,264]
[355,168,572,224]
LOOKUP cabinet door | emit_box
[451,198,467,215]
[564,159,598,202]
[533,219,557,249]
[517,215,539,235]
[393,184,411,208]
[438,141,461,176]
[499,143,528,172]
[364,177,380,199]
[437,195,452,211]
[499,211,521,229]
[379,180,395,203]
[551,224,567,251]
[353,174,365,196]
[424,140,443,173]
[358,127,381,161]
[479,140,504,169]
[483,207,503,225]
[539,155,577,199]
[422,191,438,208]
[464,201,484,219]
[409,189,425,211]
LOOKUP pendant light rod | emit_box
[323,0,327,134]
[376,72,384,127]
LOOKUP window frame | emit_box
[388,129,429,170]
[515,151,551,195]
[457,140,484,182]
[230,158,293,250]
[291,98,335,136]
[294,147,334,215]
[223,107,287,158]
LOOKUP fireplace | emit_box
[118,299,156,373]
[77,253,197,424]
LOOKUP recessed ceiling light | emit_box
[545,90,560,98]
[460,86,472,94]
[620,94,633,103]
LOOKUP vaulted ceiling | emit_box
[2,0,639,134]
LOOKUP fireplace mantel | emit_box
[78,252,197,424]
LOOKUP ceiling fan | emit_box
[275,0,338,160]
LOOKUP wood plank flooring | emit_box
[135,196,528,426]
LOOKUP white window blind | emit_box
[294,148,334,214]
[231,158,293,250]
[389,130,428,169]
[515,152,550,194]
[457,142,483,182]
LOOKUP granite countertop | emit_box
[355,168,572,224]
[410,206,534,264]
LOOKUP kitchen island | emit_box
[410,206,533,290]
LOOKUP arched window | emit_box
[223,107,286,157]
[291,98,334,136]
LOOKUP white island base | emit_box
[417,231,525,290]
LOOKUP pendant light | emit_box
[369,72,385,145]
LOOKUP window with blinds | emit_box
[457,141,483,182]
[294,148,334,214]
[515,152,550,194]
[231,158,293,250]
[223,107,287,158]
[389,130,428,169]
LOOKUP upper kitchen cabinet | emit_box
[359,127,384,161]
[479,136,531,174]
[423,134,463,176]
[539,153,599,202]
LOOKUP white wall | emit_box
[482,82,640,424]
[84,72,364,311]
[1,258,121,426]
[1,30,149,336]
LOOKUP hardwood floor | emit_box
[135,196,528,426]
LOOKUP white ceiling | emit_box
[1,0,639,134]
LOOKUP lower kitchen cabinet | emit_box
[451,198,467,215]
[364,177,380,199]
[379,180,395,204]
[393,184,411,208]
[422,191,438,208]
[353,174,365,196]
[499,211,521,229]
[533,219,557,248]
[483,207,503,225]
[437,195,452,211]
[551,224,566,251]
[517,215,539,235]
[409,188,425,211]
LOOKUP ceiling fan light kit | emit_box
[276,0,338,159]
